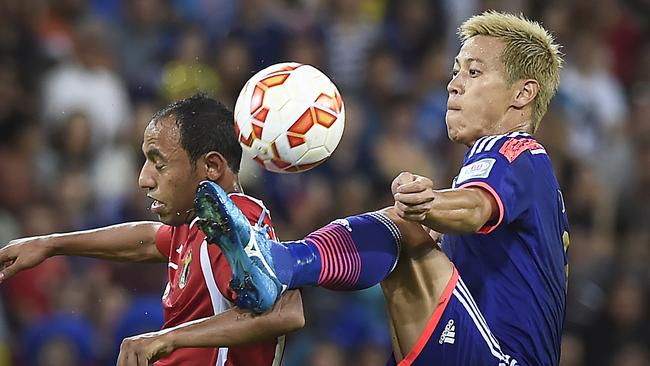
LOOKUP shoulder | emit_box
[466,132,546,164]
[229,193,270,215]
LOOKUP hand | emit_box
[117,331,174,366]
[0,237,54,283]
[392,172,436,223]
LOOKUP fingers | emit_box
[393,189,435,205]
[117,349,143,366]
[116,349,128,366]
[395,176,434,194]
[394,201,432,216]
[0,260,22,283]
[0,249,9,265]
[118,338,155,366]
[138,353,149,366]
[391,172,416,194]
[118,340,135,366]
[394,206,427,222]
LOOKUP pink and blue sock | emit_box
[269,212,401,290]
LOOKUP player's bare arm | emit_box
[392,172,498,233]
[0,221,166,282]
[116,290,304,365]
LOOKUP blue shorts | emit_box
[387,267,520,366]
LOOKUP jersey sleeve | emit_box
[212,195,277,302]
[455,137,539,234]
[155,224,174,258]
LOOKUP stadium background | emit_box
[0,0,648,364]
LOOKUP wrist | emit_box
[159,330,177,353]
[44,234,64,256]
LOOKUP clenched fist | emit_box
[391,172,436,223]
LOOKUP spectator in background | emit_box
[229,0,288,70]
[42,20,131,146]
[114,0,172,101]
[382,0,444,72]
[213,36,253,106]
[558,29,629,161]
[323,0,380,93]
[160,25,220,102]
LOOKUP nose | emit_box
[447,74,463,95]
[138,161,156,190]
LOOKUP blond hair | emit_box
[459,11,563,132]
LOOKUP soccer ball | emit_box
[234,62,345,173]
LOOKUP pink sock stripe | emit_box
[328,227,357,287]
[309,224,361,289]
[312,228,334,284]
[332,226,361,286]
[318,228,347,287]
[320,229,343,286]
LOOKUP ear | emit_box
[512,79,539,109]
[203,152,229,181]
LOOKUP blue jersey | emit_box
[441,132,569,366]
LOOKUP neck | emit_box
[503,122,532,135]
[184,176,243,225]
[231,179,243,194]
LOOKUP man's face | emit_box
[138,117,203,226]
[446,35,515,146]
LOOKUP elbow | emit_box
[279,290,306,333]
[463,212,487,233]
[446,207,491,234]
[282,298,305,333]
[284,308,305,333]
[264,290,305,334]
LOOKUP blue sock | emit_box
[270,212,401,290]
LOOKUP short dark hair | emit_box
[152,94,242,173]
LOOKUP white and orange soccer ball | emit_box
[234,62,345,173]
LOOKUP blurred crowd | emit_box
[0,0,648,365]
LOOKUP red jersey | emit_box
[153,193,283,366]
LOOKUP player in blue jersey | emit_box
[194,11,567,366]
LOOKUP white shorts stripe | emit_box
[200,240,232,366]
[456,278,502,351]
[272,335,286,366]
[453,289,506,361]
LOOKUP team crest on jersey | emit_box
[456,158,496,184]
[179,249,192,289]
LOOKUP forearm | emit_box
[422,188,494,234]
[48,222,165,262]
[163,290,304,349]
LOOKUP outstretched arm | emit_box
[392,172,498,234]
[0,222,166,281]
[116,290,305,365]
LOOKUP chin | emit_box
[446,127,462,143]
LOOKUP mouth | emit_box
[447,106,461,111]
[148,196,167,214]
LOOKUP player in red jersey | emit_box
[0,95,304,365]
